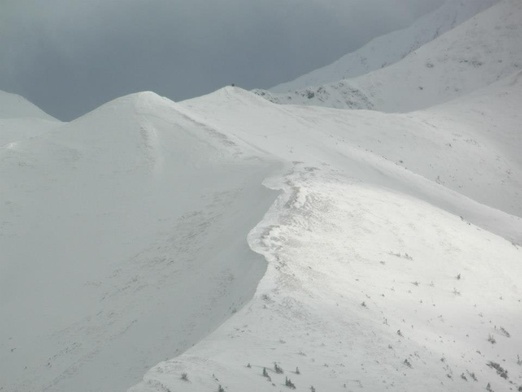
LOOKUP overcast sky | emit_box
[1,0,442,120]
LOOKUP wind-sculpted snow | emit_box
[2,81,521,392]
[129,83,522,391]
[259,0,522,113]
[0,91,279,392]
[132,166,522,392]
[2,2,522,389]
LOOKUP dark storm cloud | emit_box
[0,0,442,120]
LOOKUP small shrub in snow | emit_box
[295,366,300,374]
[517,355,522,366]
[218,385,225,392]
[497,326,510,338]
[487,362,508,379]
[285,377,296,389]
[274,363,283,374]
[181,373,189,382]
[403,359,412,368]
[488,334,497,344]
[467,371,478,382]
[310,386,316,392]
[263,367,269,377]
[397,329,403,337]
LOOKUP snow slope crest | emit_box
[0,90,57,120]
[260,0,522,112]
[270,0,500,93]
[0,88,278,392]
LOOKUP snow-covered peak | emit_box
[270,0,500,93]
[0,90,57,120]
[261,0,521,112]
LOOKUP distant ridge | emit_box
[270,0,499,93]
[259,0,522,113]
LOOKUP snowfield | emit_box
[1,1,521,391]
[258,0,522,113]
[270,0,500,93]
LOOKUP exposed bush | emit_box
[285,377,296,389]
[488,361,508,379]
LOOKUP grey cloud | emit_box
[0,0,442,120]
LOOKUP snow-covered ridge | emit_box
[2,1,522,390]
[0,90,57,120]
[0,90,61,153]
[259,0,522,112]
[270,0,499,93]
[131,84,522,392]
[2,76,521,391]
[0,90,279,392]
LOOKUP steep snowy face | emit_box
[270,0,500,93]
[0,91,279,392]
[259,0,522,112]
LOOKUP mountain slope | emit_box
[259,0,522,112]
[182,86,522,225]
[0,90,57,121]
[130,85,522,392]
[271,0,499,93]
[0,92,279,392]
[2,3,522,389]
[2,83,521,392]
[0,90,60,148]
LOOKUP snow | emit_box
[2,1,522,391]
[0,90,57,121]
[132,78,521,391]
[1,91,279,392]
[0,90,60,148]
[259,0,522,113]
[270,0,500,93]
[132,177,522,392]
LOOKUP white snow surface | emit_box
[2,2,522,391]
[259,0,522,113]
[128,84,522,392]
[1,92,279,392]
[270,0,499,93]
[0,90,57,121]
